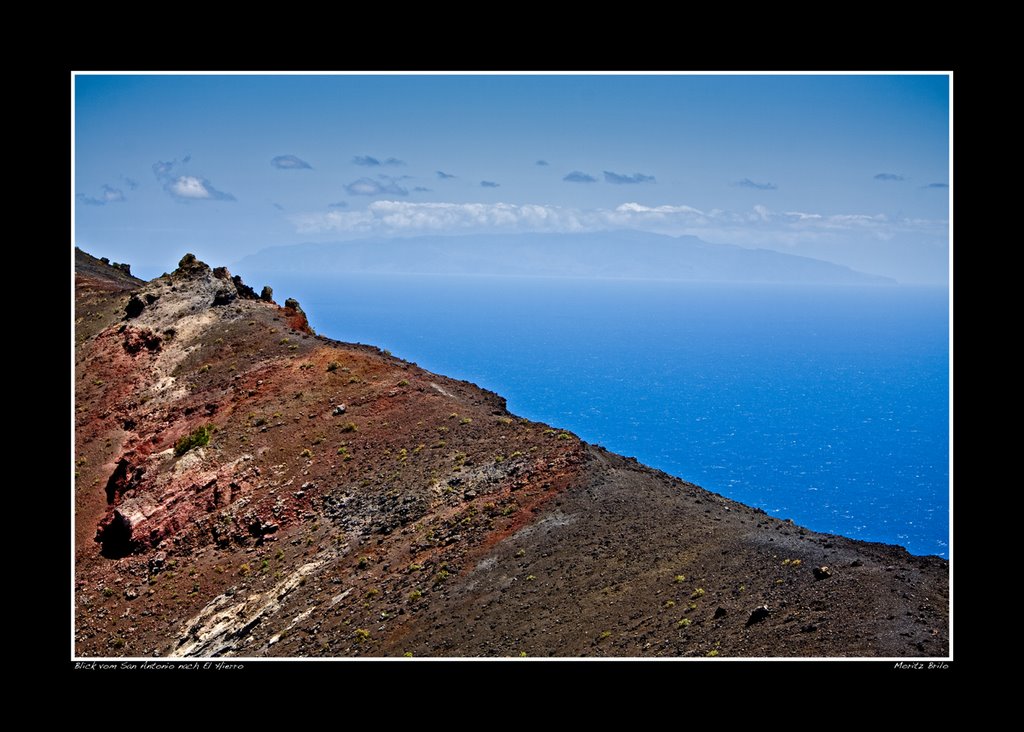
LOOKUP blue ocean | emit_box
[257,274,950,558]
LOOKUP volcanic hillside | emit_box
[73,250,949,658]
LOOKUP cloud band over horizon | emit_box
[290,199,946,248]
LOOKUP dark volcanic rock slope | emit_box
[73,251,949,658]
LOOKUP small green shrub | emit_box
[175,424,214,456]
[327,361,341,372]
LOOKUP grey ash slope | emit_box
[394,448,949,658]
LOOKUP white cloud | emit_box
[153,160,174,177]
[171,176,212,199]
[615,202,707,216]
[166,175,235,201]
[604,170,656,184]
[826,213,888,227]
[77,184,127,206]
[603,203,715,229]
[345,177,409,196]
[346,179,381,196]
[272,154,312,169]
[101,185,125,202]
[152,157,235,201]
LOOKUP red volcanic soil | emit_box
[73,250,949,658]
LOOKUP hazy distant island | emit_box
[236,230,897,285]
[74,248,945,659]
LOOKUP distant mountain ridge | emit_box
[236,230,896,285]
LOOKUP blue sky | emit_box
[74,73,950,283]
